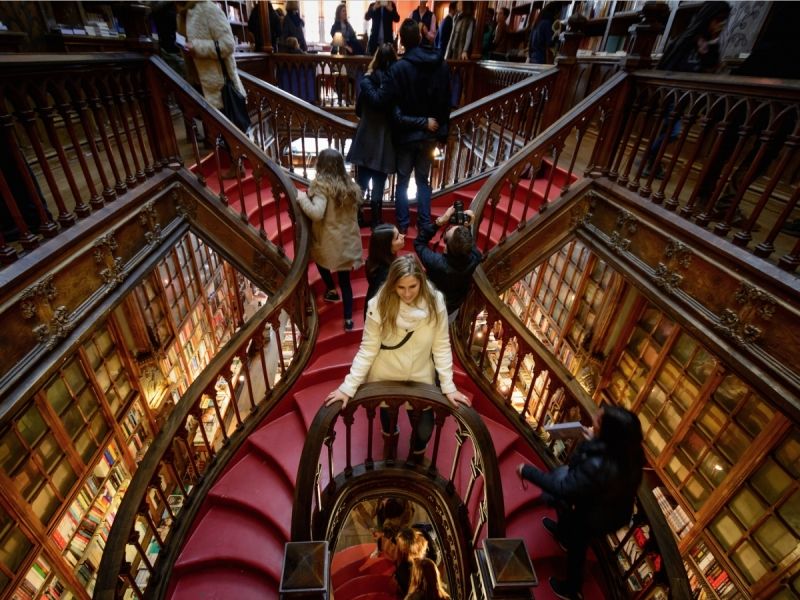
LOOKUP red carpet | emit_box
[167,163,602,599]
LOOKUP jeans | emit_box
[317,265,353,320]
[395,141,435,232]
[380,407,435,453]
[356,166,388,226]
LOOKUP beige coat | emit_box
[338,289,456,398]
[296,189,363,272]
[184,0,245,109]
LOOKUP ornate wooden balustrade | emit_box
[291,381,505,600]
[93,197,315,600]
[452,268,690,600]
[242,65,558,195]
[471,71,627,254]
[601,71,800,272]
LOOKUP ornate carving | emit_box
[714,282,776,346]
[653,263,683,293]
[608,209,638,255]
[176,190,198,221]
[426,492,463,600]
[569,198,592,229]
[20,275,57,319]
[20,277,74,349]
[664,239,692,268]
[93,232,126,288]
[252,252,282,293]
[138,200,162,245]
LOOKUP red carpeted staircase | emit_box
[167,162,603,599]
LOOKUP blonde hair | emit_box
[308,148,362,210]
[377,255,440,337]
[405,558,450,600]
[395,527,428,561]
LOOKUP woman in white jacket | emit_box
[179,1,245,109]
[327,255,469,460]
[296,149,363,331]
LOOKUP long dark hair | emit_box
[368,43,397,75]
[658,1,730,70]
[597,405,645,485]
[366,224,397,280]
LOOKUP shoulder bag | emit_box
[214,41,251,132]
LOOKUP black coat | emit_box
[521,439,640,535]
[348,71,395,174]
[359,46,451,146]
[414,223,481,315]
[365,2,400,54]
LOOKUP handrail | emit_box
[291,381,505,547]
[93,59,317,599]
[604,70,800,271]
[94,186,315,599]
[469,71,628,254]
[144,56,303,259]
[242,65,559,193]
[452,268,691,600]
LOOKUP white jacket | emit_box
[338,288,457,398]
[185,1,245,110]
[296,189,363,272]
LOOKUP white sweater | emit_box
[338,289,457,398]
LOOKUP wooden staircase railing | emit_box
[291,381,506,600]
[241,65,559,194]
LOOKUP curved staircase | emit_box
[166,165,605,599]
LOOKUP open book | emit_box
[544,421,588,440]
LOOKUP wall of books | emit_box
[0,232,254,599]
[498,238,799,597]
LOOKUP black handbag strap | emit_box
[214,41,232,83]
[380,330,414,350]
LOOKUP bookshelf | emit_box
[51,442,130,596]
[215,0,253,51]
[15,555,72,600]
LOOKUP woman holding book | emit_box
[516,406,644,600]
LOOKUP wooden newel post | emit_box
[541,16,585,128]
[280,541,330,599]
[621,1,669,70]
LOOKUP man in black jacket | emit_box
[360,18,451,234]
[414,203,481,317]
[365,1,400,54]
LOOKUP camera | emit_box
[449,201,470,226]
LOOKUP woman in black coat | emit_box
[517,406,645,600]
[348,44,397,228]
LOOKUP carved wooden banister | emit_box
[469,71,628,254]
[604,71,800,271]
[452,269,691,600]
[291,381,505,541]
[94,207,317,600]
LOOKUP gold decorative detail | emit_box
[176,191,198,221]
[93,232,126,288]
[609,230,630,254]
[715,282,776,346]
[653,239,693,293]
[20,277,73,349]
[427,493,463,600]
[138,200,162,245]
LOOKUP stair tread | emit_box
[175,505,284,580]
[167,566,278,600]
[248,411,307,487]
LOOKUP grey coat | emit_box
[347,71,396,175]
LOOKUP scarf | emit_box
[396,300,428,331]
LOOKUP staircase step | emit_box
[336,574,396,600]
[208,453,292,539]
[174,505,284,582]
[167,566,278,600]
[248,411,307,487]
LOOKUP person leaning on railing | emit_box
[326,255,469,463]
[516,405,645,600]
